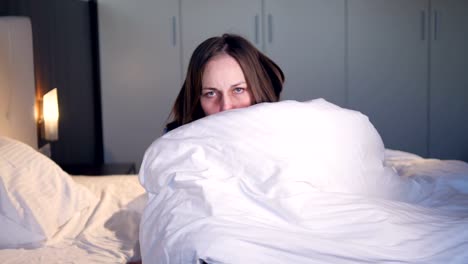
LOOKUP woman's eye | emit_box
[233,88,245,94]
[203,91,216,97]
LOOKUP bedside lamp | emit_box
[42,88,59,141]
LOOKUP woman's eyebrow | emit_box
[202,82,246,90]
[230,81,246,88]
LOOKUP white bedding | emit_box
[140,99,468,263]
[0,175,146,263]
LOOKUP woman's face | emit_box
[200,54,254,116]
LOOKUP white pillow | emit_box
[0,136,96,248]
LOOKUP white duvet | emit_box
[139,99,468,263]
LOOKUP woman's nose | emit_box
[220,96,234,111]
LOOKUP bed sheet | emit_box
[0,175,146,263]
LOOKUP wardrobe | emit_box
[348,0,468,161]
[98,0,468,167]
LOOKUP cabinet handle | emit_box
[172,16,177,46]
[433,10,438,41]
[268,14,273,43]
[420,10,426,40]
[255,15,259,44]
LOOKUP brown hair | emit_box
[166,33,284,131]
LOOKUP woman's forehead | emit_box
[202,54,246,88]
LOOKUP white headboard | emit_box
[0,16,37,149]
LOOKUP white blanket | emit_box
[139,99,468,263]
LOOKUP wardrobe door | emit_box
[99,0,182,167]
[429,0,468,161]
[264,0,346,105]
[181,0,262,74]
[347,0,429,156]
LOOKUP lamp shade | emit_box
[43,88,59,141]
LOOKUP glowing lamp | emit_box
[42,88,59,141]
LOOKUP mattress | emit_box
[0,175,146,263]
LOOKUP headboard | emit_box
[0,16,37,149]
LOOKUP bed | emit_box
[0,17,145,263]
[3,16,468,264]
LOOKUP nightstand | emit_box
[60,163,137,176]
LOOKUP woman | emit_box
[165,33,285,132]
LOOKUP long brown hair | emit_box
[166,34,284,131]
